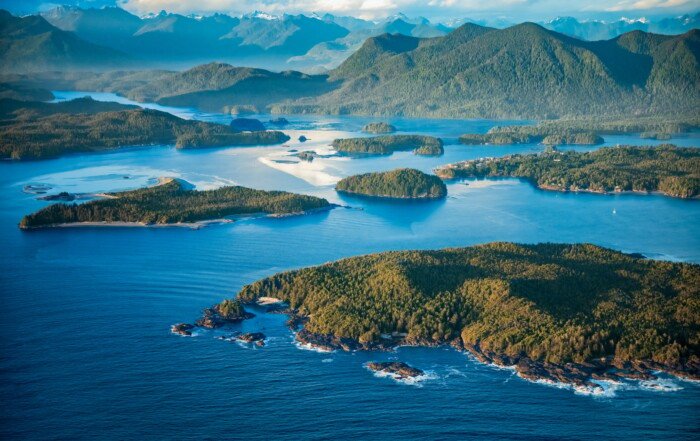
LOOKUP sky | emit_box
[1,0,699,22]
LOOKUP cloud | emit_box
[605,0,695,11]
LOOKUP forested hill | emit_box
[0,10,131,72]
[279,23,700,119]
[236,242,700,374]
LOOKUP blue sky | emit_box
[1,0,698,22]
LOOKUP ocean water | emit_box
[1,92,699,440]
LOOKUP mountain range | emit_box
[285,23,699,118]
[543,13,699,41]
[4,7,695,73]
[14,20,696,120]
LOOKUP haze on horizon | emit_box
[2,0,699,23]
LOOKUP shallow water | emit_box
[1,92,699,440]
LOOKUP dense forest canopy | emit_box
[336,168,447,199]
[332,135,444,156]
[236,242,700,368]
[0,98,289,160]
[435,145,700,198]
[20,179,330,228]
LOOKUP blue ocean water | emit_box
[1,92,699,440]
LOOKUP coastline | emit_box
[234,305,699,395]
[438,174,699,200]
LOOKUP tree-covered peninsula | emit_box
[0,98,289,160]
[459,117,700,146]
[435,145,700,198]
[231,242,699,391]
[19,178,330,228]
[332,135,443,156]
[336,168,447,199]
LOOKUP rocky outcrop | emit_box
[171,323,194,336]
[269,117,289,126]
[366,362,424,379]
[195,301,255,329]
[298,135,308,142]
[237,332,266,347]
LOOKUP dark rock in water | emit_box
[269,117,289,126]
[195,301,255,329]
[366,361,424,379]
[171,323,194,336]
[39,191,75,201]
[123,175,130,179]
[295,151,315,162]
[230,118,265,132]
[298,135,308,142]
[236,332,266,346]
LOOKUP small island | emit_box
[0,98,290,160]
[332,135,444,156]
[366,362,425,380]
[19,178,332,229]
[231,242,700,392]
[335,168,447,199]
[362,122,396,134]
[435,145,700,198]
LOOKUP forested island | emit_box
[19,178,331,228]
[336,168,447,199]
[362,122,396,134]
[332,135,443,156]
[459,117,700,146]
[435,145,700,198]
[0,98,289,160]
[229,242,700,392]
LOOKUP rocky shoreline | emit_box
[176,300,699,393]
[281,309,698,392]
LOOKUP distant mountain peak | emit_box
[243,10,278,21]
[620,16,649,24]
